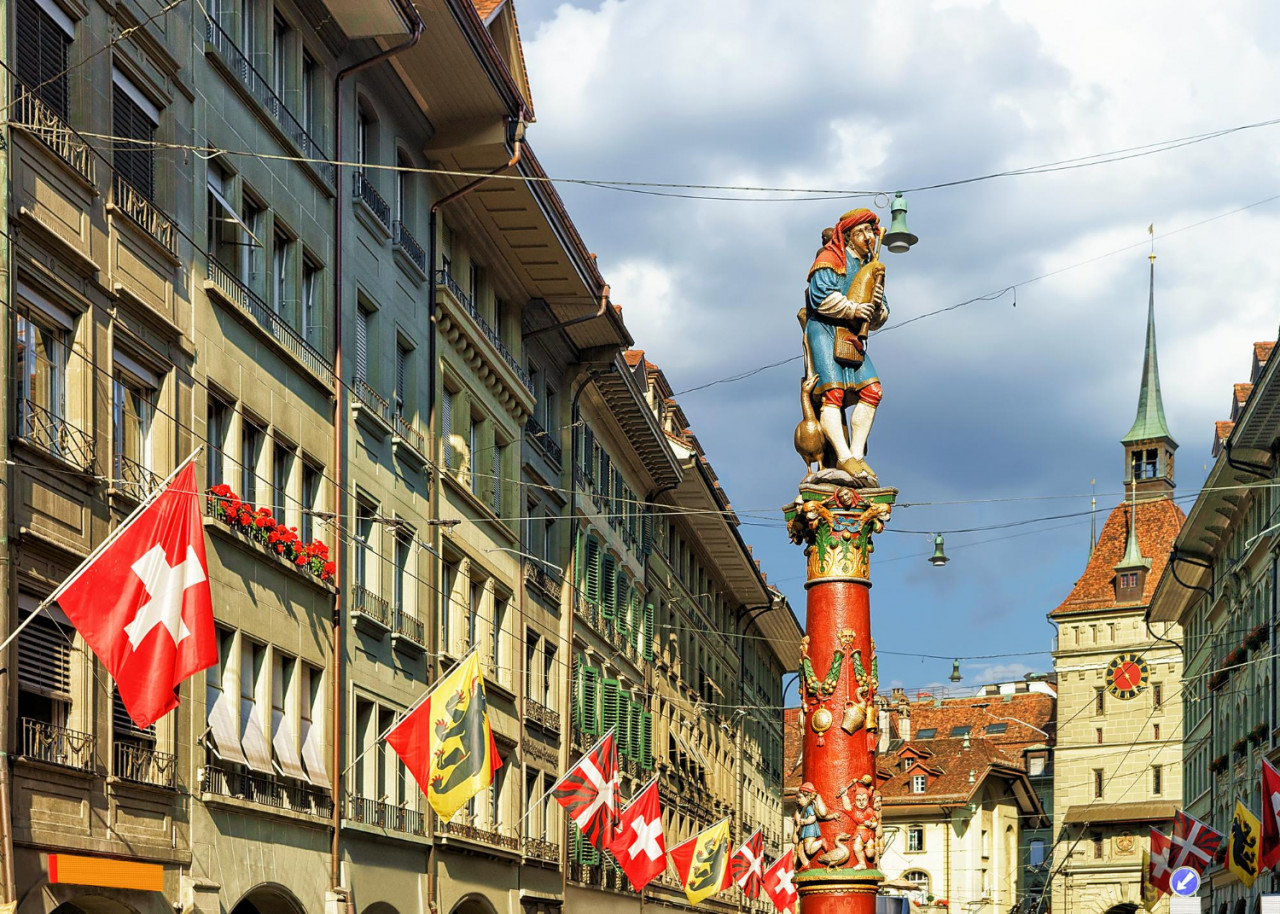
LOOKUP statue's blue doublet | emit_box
[805,254,882,399]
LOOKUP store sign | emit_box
[49,854,164,892]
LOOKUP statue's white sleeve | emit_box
[814,291,859,321]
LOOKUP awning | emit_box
[300,717,330,789]
[207,179,261,247]
[206,685,247,766]
[1063,801,1178,826]
[674,728,711,769]
[239,698,275,774]
[271,709,309,781]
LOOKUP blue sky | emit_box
[514,0,1280,695]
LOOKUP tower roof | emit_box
[1122,259,1176,447]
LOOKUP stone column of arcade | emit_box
[784,197,916,914]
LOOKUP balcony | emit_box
[11,83,95,185]
[392,608,426,654]
[354,172,391,232]
[436,818,520,853]
[205,488,335,585]
[205,258,335,386]
[16,399,94,471]
[202,762,333,817]
[113,452,162,502]
[525,414,562,466]
[111,174,177,256]
[392,413,431,470]
[352,586,391,636]
[204,17,334,186]
[435,268,533,394]
[392,220,427,274]
[524,697,560,733]
[347,794,426,836]
[523,836,560,865]
[113,741,177,789]
[351,376,392,438]
[19,718,95,772]
[523,559,562,604]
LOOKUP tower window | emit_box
[1132,448,1159,480]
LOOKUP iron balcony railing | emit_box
[435,268,533,394]
[523,837,559,863]
[436,818,520,851]
[352,376,392,424]
[11,82,95,184]
[392,221,426,272]
[393,608,425,648]
[112,174,177,255]
[347,795,426,835]
[392,414,427,459]
[354,172,391,229]
[206,258,335,385]
[204,17,334,186]
[525,415,563,465]
[114,452,162,500]
[523,697,560,733]
[523,560,562,601]
[202,762,333,816]
[20,718,95,771]
[114,741,177,788]
[352,585,391,629]
[16,399,94,470]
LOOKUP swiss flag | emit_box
[607,779,665,891]
[1261,759,1280,871]
[57,463,215,728]
[763,850,797,914]
[1148,828,1173,895]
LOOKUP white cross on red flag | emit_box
[607,778,665,891]
[730,828,766,899]
[553,730,621,850]
[763,849,797,914]
[1148,827,1173,895]
[1261,758,1280,871]
[1170,810,1224,874]
[56,463,215,728]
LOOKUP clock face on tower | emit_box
[1106,653,1150,700]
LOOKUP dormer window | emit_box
[1116,570,1145,601]
[911,774,927,794]
[916,728,936,740]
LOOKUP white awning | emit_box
[206,685,247,766]
[272,709,309,781]
[240,698,274,774]
[300,717,330,789]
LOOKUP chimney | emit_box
[899,707,911,742]
[962,733,971,751]
[878,709,891,753]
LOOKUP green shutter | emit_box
[582,667,601,735]
[626,699,641,760]
[641,711,653,769]
[643,602,655,661]
[585,538,601,604]
[617,579,631,636]
[601,555,616,617]
[571,653,582,731]
[601,678,620,743]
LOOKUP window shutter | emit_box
[643,603,655,661]
[394,345,406,412]
[491,445,501,514]
[581,667,600,736]
[112,84,156,200]
[601,678,620,742]
[584,538,601,604]
[441,389,453,469]
[354,308,368,381]
[17,611,71,699]
[629,700,644,761]
[16,0,69,118]
[113,686,155,740]
[601,556,616,618]
[641,711,653,769]
[570,654,581,731]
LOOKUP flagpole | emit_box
[516,726,619,831]
[341,645,479,779]
[0,447,202,654]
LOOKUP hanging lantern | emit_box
[949,659,963,683]
[929,533,949,567]
[882,193,919,253]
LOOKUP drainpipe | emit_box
[330,9,424,897]
[524,283,610,339]
[0,31,16,904]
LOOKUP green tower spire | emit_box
[1121,256,1176,447]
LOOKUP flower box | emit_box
[207,485,335,583]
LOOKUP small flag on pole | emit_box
[1229,801,1261,888]
[1260,758,1280,871]
[763,850,797,914]
[553,730,621,851]
[730,828,766,899]
[607,778,665,891]
[1147,827,1173,897]
[1170,810,1224,873]
[386,651,502,821]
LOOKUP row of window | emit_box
[1090,764,1163,798]
[1092,682,1163,715]
[571,661,653,768]
[441,386,513,516]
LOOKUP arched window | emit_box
[903,870,930,896]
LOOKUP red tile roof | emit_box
[1235,383,1254,408]
[472,0,503,18]
[880,737,1021,806]
[1051,496,1185,616]
[1256,342,1275,364]
[623,349,645,367]
[784,708,802,790]
[1216,420,1236,445]
[903,692,1055,760]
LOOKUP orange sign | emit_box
[49,854,164,892]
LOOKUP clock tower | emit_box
[1047,256,1186,914]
